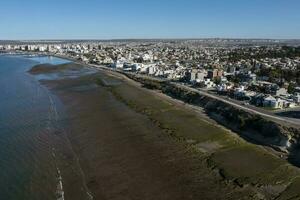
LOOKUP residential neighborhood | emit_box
[1,39,300,110]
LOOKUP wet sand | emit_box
[38,64,300,200]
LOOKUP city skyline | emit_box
[1,0,300,40]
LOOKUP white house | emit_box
[263,96,279,108]
[275,88,288,96]
[148,66,158,75]
[112,60,125,69]
[263,96,285,109]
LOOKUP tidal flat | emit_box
[33,62,300,200]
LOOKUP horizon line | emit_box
[1,37,300,42]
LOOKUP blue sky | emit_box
[1,0,300,39]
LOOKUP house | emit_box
[263,96,283,109]
[234,86,246,99]
[275,88,288,96]
[122,63,138,72]
[262,96,295,109]
[148,66,158,75]
[111,60,125,69]
[196,71,206,82]
[131,63,142,71]
[217,84,227,92]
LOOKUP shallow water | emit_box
[0,55,71,199]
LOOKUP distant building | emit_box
[196,72,206,82]
[39,46,46,52]
[247,73,257,83]
[112,60,125,69]
[275,88,288,96]
[188,70,206,82]
[190,71,197,82]
[263,96,282,109]
[131,63,142,71]
[227,66,236,74]
[263,96,293,109]
[207,69,223,79]
[148,66,157,75]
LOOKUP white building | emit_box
[263,96,282,109]
[262,96,292,109]
[112,60,125,69]
[39,46,46,52]
[148,66,158,75]
[275,88,288,96]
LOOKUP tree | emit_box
[213,77,221,85]
[288,83,296,94]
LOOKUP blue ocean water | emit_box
[0,55,70,200]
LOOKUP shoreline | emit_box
[27,53,300,160]
[20,51,300,128]
[26,53,300,159]
[29,60,300,199]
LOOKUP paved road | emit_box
[273,106,300,113]
[173,83,300,127]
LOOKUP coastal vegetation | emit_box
[28,63,82,74]
[92,72,300,198]
[125,73,300,149]
[30,62,300,199]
